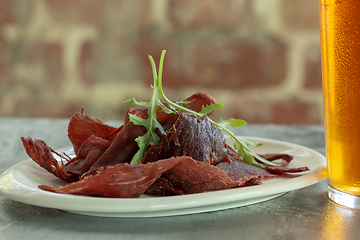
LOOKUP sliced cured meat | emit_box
[217,160,276,181]
[39,157,185,198]
[21,137,76,182]
[262,165,310,174]
[68,107,117,154]
[141,112,227,165]
[257,153,294,163]
[225,144,309,174]
[64,136,111,179]
[160,157,263,194]
[179,91,217,114]
[146,157,278,196]
[145,177,185,196]
[85,120,146,173]
[21,90,310,198]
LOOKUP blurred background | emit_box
[0,0,322,124]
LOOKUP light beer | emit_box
[320,0,360,199]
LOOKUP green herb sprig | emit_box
[124,50,280,168]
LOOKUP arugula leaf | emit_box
[123,57,173,165]
[200,103,224,116]
[129,114,162,164]
[210,121,277,168]
[124,50,280,168]
[218,118,247,129]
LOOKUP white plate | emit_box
[0,136,326,218]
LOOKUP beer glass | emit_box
[320,0,360,209]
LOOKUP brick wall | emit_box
[0,0,323,124]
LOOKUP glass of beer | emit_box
[320,0,360,209]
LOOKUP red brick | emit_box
[24,44,42,73]
[107,0,151,29]
[42,43,64,87]
[224,99,268,124]
[269,99,319,124]
[63,101,84,118]
[192,40,287,89]
[169,0,252,29]
[13,96,82,118]
[283,0,320,30]
[304,44,322,89]
[0,36,10,84]
[79,41,96,86]
[45,0,105,26]
[0,0,17,26]
[135,37,287,89]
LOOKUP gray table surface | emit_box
[0,117,359,240]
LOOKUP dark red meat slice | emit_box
[85,121,146,173]
[217,160,276,181]
[64,136,111,179]
[85,105,182,173]
[68,107,117,154]
[226,144,309,174]
[179,91,217,114]
[39,157,185,198]
[160,156,264,194]
[21,137,76,182]
[262,165,310,174]
[145,177,185,196]
[141,112,228,165]
[257,153,294,163]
